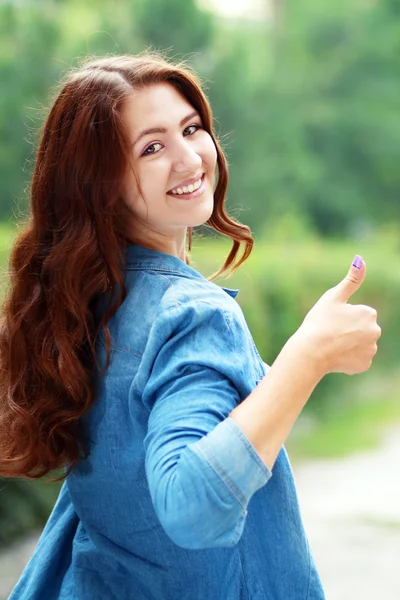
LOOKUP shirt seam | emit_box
[159,298,237,338]
[125,264,204,280]
[225,418,272,480]
[148,272,179,310]
[238,547,251,600]
[193,444,249,510]
[231,513,246,546]
[97,298,230,359]
[97,338,143,359]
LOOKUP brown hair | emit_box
[0,53,253,479]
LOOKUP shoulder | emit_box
[139,277,265,409]
[105,268,242,357]
[124,263,242,328]
[164,275,237,311]
[106,265,265,394]
[123,268,247,359]
[156,274,248,339]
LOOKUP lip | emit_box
[167,174,206,200]
[167,173,204,194]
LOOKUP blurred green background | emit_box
[0,0,399,562]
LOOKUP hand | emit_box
[296,256,381,376]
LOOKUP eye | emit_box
[142,142,163,156]
[183,124,202,136]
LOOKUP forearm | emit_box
[147,418,271,549]
[230,332,325,470]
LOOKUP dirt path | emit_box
[0,533,39,600]
[1,430,400,599]
[293,428,400,599]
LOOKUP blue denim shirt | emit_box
[10,244,325,600]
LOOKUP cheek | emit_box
[204,137,218,170]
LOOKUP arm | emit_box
[141,259,380,549]
[230,333,323,470]
[230,259,381,469]
[141,300,270,549]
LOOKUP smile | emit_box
[167,174,206,199]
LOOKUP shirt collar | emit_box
[124,244,239,298]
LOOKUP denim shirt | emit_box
[10,244,325,600]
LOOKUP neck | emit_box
[128,228,188,261]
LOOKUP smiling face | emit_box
[120,82,218,255]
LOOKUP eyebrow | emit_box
[133,110,200,147]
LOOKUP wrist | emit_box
[283,329,328,383]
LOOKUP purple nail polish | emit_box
[352,254,363,269]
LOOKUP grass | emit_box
[287,371,400,461]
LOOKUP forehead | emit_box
[122,82,195,133]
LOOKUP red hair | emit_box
[0,53,253,479]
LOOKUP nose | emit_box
[172,138,202,173]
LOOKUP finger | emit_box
[331,255,366,303]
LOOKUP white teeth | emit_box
[171,177,202,195]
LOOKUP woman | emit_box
[1,53,380,599]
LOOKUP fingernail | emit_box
[352,254,363,269]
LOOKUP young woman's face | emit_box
[120,83,217,251]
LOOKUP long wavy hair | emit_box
[0,53,253,479]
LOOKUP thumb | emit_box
[332,255,366,303]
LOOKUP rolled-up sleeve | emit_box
[141,299,271,550]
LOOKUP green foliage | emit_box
[136,0,214,56]
[0,479,61,547]
[192,226,400,412]
[1,0,400,546]
[1,0,400,236]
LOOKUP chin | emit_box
[188,201,214,227]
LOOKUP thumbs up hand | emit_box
[297,255,381,376]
